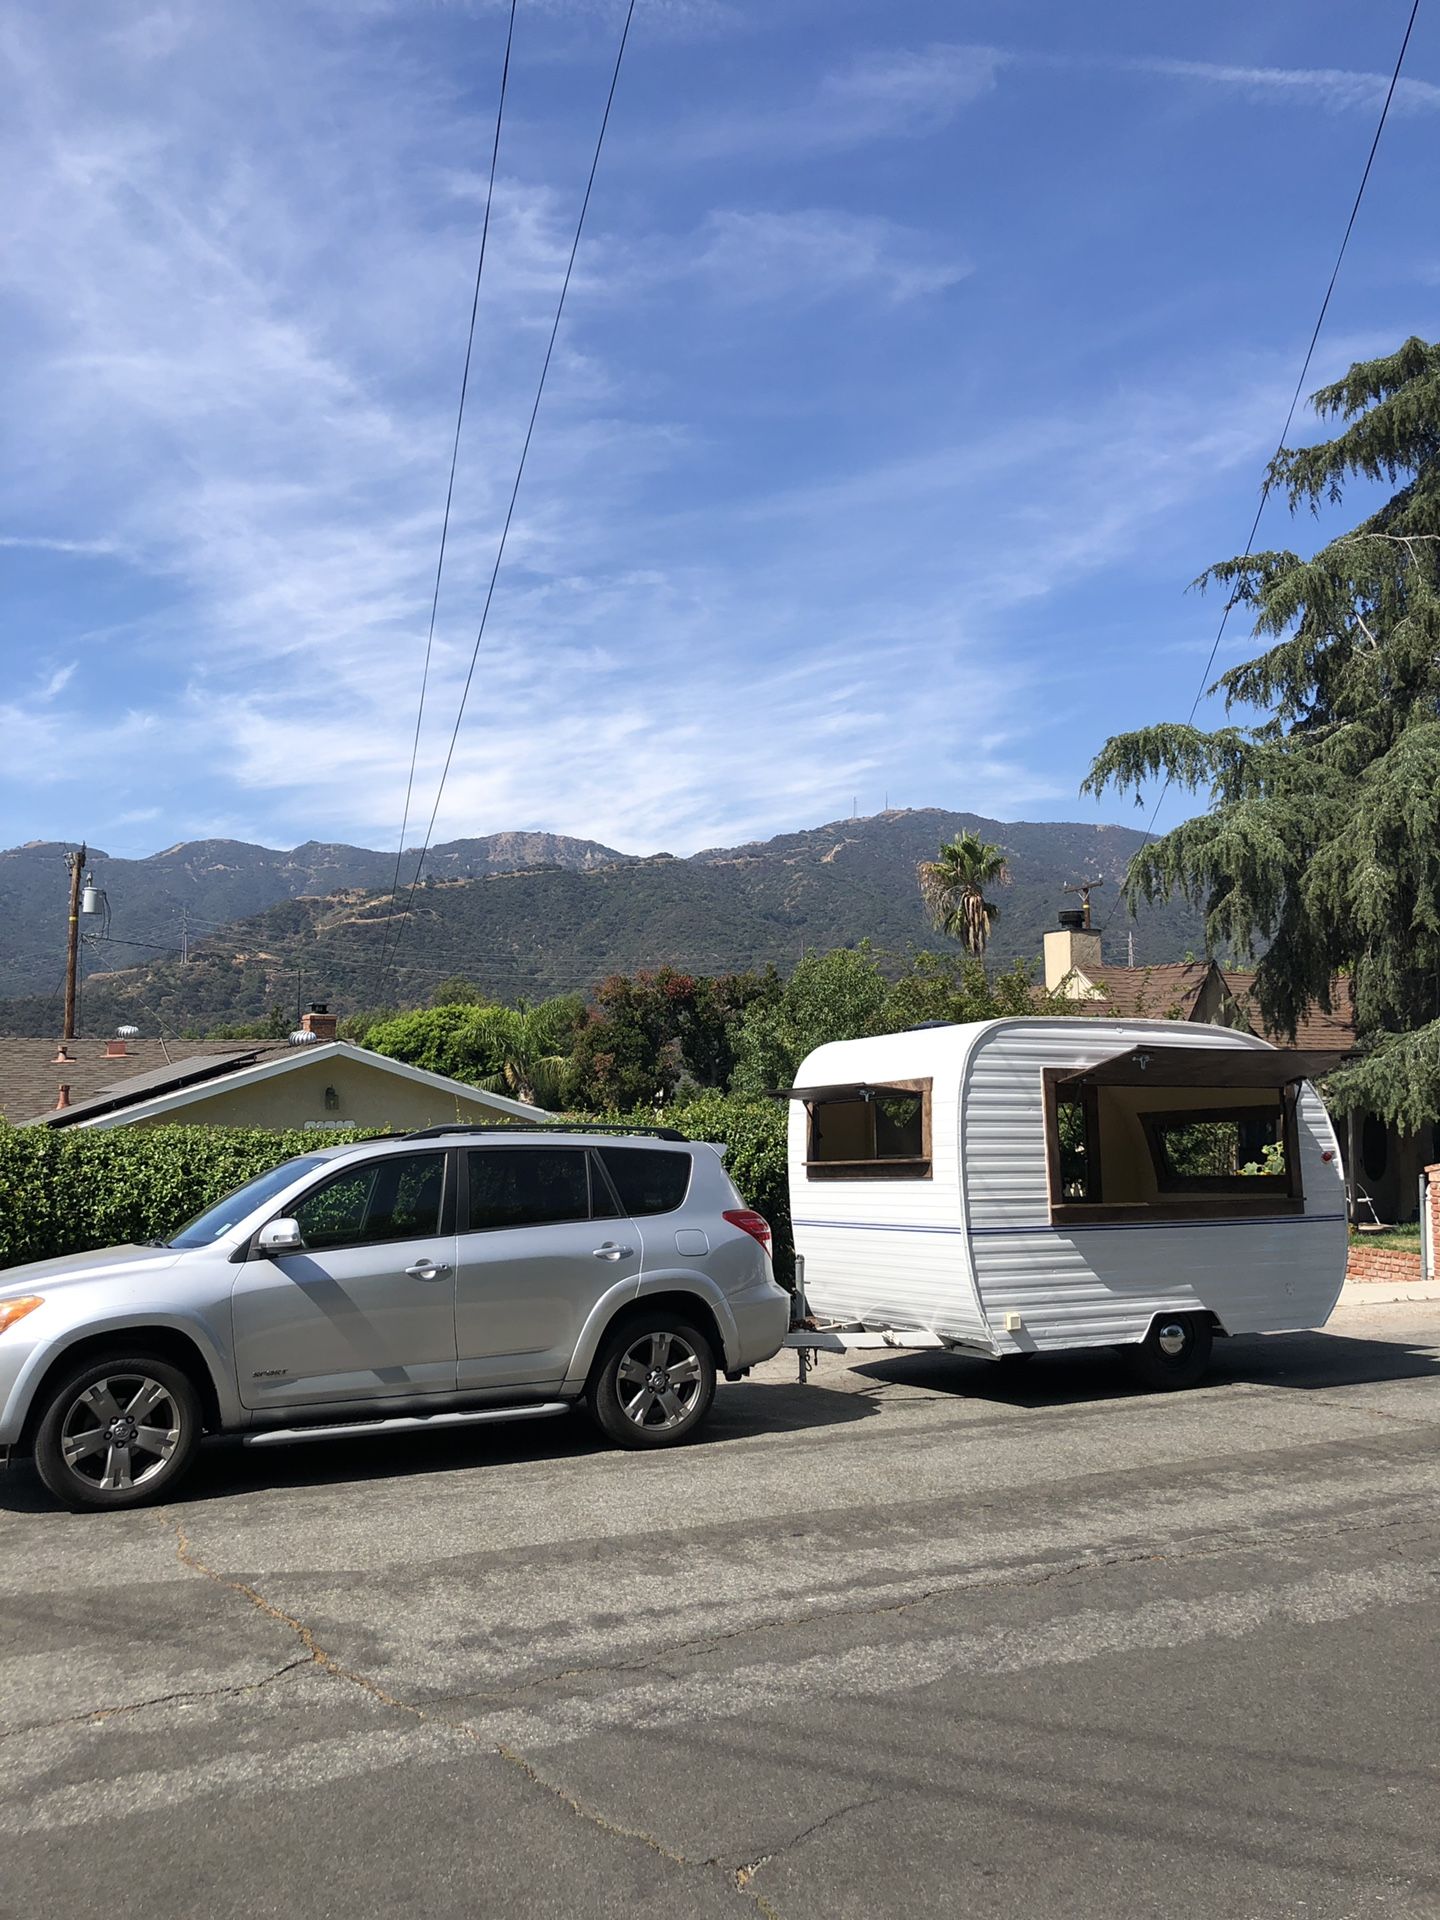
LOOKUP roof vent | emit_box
[117,1024,140,1038]
[289,1029,320,1046]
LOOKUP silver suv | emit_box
[0,1125,789,1511]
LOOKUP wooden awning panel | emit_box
[768,1082,915,1102]
[1057,1044,1340,1092]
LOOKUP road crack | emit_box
[163,1518,780,1915]
[730,1794,885,1893]
[0,1657,311,1741]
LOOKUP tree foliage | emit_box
[364,996,585,1106]
[1085,337,1440,1129]
[563,968,780,1111]
[916,832,1010,956]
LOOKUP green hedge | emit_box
[0,1098,794,1283]
[0,1126,380,1271]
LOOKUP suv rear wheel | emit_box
[588,1311,716,1449]
[33,1353,203,1511]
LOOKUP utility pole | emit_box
[62,843,86,1041]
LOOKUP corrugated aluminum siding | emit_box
[789,1026,990,1345]
[961,1019,1348,1349]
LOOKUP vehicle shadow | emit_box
[849,1326,1440,1409]
[0,1375,880,1513]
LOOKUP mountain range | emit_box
[0,809,1205,1037]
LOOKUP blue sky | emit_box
[2,0,1436,860]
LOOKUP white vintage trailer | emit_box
[783,1017,1347,1385]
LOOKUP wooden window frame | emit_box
[1141,1100,1299,1197]
[805,1078,933,1181]
[1043,1071,1305,1225]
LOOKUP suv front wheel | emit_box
[32,1352,203,1511]
[588,1311,717,1449]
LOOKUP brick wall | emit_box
[1345,1162,1438,1284]
[1346,1245,1423,1284]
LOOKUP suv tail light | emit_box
[723,1209,772,1257]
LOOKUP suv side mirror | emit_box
[257,1217,304,1256]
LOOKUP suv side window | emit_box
[466,1147,596,1232]
[292,1152,446,1251]
[598,1146,692,1217]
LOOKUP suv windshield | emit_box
[167,1155,330,1249]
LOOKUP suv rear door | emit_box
[455,1145,642,1390]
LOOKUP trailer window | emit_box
[1043,1073,1303,1224]
[806,1081,931,1180]
[1145,1109,1287,1191]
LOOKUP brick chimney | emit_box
[300,1003,338,1043]
[55,1083,71,1110]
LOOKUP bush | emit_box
[0,1098,795,1288]
[0,1125,379,1271]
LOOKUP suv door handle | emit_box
[405,1260,452,1280]
[592,1242,634,1261]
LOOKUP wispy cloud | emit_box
[1119,56,1440,115]
[694,209,969,305]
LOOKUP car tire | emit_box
[32,1352,203,1511]
[588,1310,717,1450]
[1127,1313,1213,1391]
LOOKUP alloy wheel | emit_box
[59,1373,184,1493]
[615,1330,704,1431]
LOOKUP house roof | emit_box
[0,1037,288,1126]
[1069,962,1213,1023]
[23,1038,551,1130]
[1217,970,1360,1054]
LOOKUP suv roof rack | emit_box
[404,1121,689,1143]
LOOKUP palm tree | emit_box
[917,833,1010,958]
[466,1000,582,1109]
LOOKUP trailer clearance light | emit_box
[723,1210,773,1257]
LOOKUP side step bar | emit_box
[244,1401,572,1448]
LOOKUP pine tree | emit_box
[1085,337,1440,1131]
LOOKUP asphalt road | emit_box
[2,1302,1438,1920]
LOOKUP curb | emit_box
[1335,1281,1440,1309]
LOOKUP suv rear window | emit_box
[599,1146,692,1216]
[466,1147,592,1231]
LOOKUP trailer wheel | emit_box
[1128,1314,1213,1391]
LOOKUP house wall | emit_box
[125,1055,508,1133]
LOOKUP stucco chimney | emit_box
[301,1003,338,1043]
[1043,913,1105,998]
[105,1038,128,1059]
[55,1083,71,1109]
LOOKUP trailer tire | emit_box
[1128,1314,1212,1391]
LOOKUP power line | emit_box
[374,0,518,994]
[378,0,638,1001]
[1139,0,1421,844]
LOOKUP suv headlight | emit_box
[0,1297,43,1335]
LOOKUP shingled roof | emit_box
[0,1037,288,1125]
[1075,962,1213,1023]
[1218,971,1360,1055]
